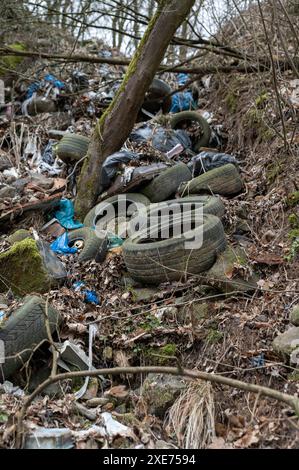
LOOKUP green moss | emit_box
[255,92,269,108]
[147,343,177,365]
[288,213,299,228]
[286,191,299,208]
[245,107,275,142]
[0,238,51,295]
[266,162,283,185]
[225,92,238,113]
[0,43,26,76]
[206,328,224,344]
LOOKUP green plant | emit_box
[288,213,299,228]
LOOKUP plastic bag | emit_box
[50,232,77,255]
[73,281,100,305]
[130,124,191,153]
[100,151,140,189]
[170,73,197,113]
[190,151,239,177]
[53,199,83,229]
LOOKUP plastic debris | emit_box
[101,150,140,189]
[251,353,265,368]
[170,73,197,113]
[53,198,83,229]
[50,232,77,255]
[108,232,124,248]
[130,123,191,153]
[73,281,100,305]
[42,140,56,166]
[190,151,239,176]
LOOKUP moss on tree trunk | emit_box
[75,0,195,220]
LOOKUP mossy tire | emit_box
[68,227,107,262]
[55,133,90,163]
[84,193,151,228]
[141,163,192,203]
[170,111,211,151]
[0,296,61,379]
[123,213,226,284]
[179,164,243,197]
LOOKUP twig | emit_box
[15,364,299,448]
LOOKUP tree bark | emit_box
[74,0,195,219]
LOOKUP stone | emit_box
[131,287,160,302]
[28,172,54,190]
[0,185,16,199]
[141,373,186,417]
[290,305,299,326]
[273,326,299,359]
[0,238,65,295]
[8,229,32,245]
[206,245,258,294]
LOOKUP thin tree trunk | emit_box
[75,0,195,219]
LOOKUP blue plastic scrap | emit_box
[44,74,65,89]
[108,233,124,248]
[170,73,197,113]
[251,353,265,368]
[50,232,77,255]
[73,281,100,305]
[53,199,83,230]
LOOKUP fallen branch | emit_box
[15,364,299,448]
[0,47,266,75]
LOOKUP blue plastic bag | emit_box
[53,199,83,230]
[73,281,100,305]
[50,232,77,255]
[44,74,65,89]
[170,73,197,113]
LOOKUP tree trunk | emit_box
[74,0,195,219]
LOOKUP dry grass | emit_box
[165,380,215,449]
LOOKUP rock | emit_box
[11,177,31,192]
[131,287,160,302]
[273,326,299,359]
[190,302,209,334]
[0,185,16,199]
[28,172,54,190]
[25,428,74,449]
[0,238,65,295]
[206,245,258,294]
[141,373,186,417]
[8,229,32,244]
[290,305,299,326]
[27,97,56,116]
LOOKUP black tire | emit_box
[141,163,192,203]
[67,227,107,262]
[131,195,225,233]
[123,213,226,284]
[84,193,150,228]
[170,111,211,151]
[140,78,172,118]
[55,133,90,163]
[0,296,61,379]
[179,163,243,197]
